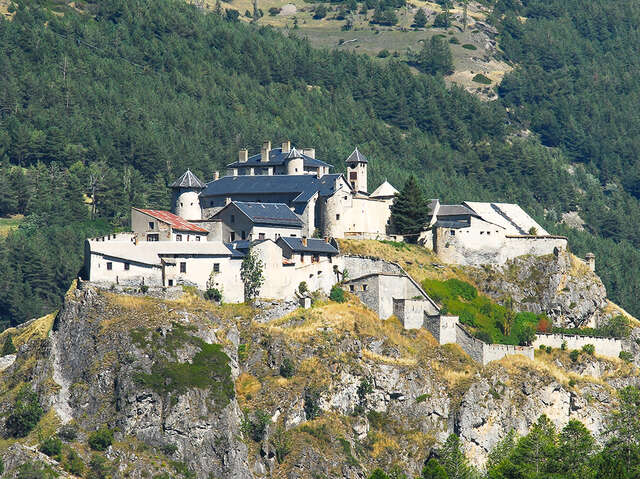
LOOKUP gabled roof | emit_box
[346,147,368,164]
[134,208,208,233]
[277,237,339,254]
[170,170,206,189]
[200,174,348,205]
[433,204,478,217]
[226,147,332,169]
[463,202,549,235]
[225,202,303,228]
[370,180,398,198]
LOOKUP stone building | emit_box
[211,201,303,242]
[420,200,568,265]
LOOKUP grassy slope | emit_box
[0,216,24,239]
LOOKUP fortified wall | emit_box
[342,255,405,279]
[533,333,625,359]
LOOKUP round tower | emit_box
[285,148,305,175]
[170,170,206,220]
[345,147,368,193]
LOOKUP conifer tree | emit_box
[413,8,427,28]
[422,459,448,479]
[556,419,596,479]
[1,334,17,356]
[389,175,429,242]
[439,434,472,479]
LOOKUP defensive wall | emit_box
[342,255,405,279]
[533,333,625,359]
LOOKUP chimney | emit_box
[302,236,308,247]
[225,197,231,205]
[249,167,255,176]
[213,171,220,180]
[282,140,291,153]
[324,236,329,243]
[302,148,315,158]
[261,141,271,163]
[238,149,248,163]
[268,167,274,176]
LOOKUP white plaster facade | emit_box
[533,333,624,359]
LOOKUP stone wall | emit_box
[424,315,458,344]
[342,255,404,280]
[393,299,438,329]
[533,333,624,359]
[455,324,485,363]
[482,343,535,365]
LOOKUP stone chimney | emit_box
[302,236,308,247]
[261,141,271,163]
[225,197,231,205]
[302,148,315,158]
[213,171,220,180]
[239,149,248,163]
[282,140,291,153]
[586,253,595,272]
[324,236,329,243]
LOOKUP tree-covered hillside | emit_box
[1,0,640,325]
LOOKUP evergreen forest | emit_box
[2,0,640,326]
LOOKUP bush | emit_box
[539,344,546,351]
[204,288,222,302]
[58,424,78,442]
[462,43,477,50]
[546,345,552,353]
[225,9,240,21]
[15,461,57,479]
[433,12,450,27]
[63,449,84,476]
[474,330,492,343]
[39,436,62,458]
[140,284,149,293]
[449,36,460,44]
[377,49,390,58]
[472,73,492,85]
[517,325,536,346]
[313,4,327,19]
[330,285,345,303]
[1,333,17,356]
[279,357,295,378]
[620,351,633,362]
[298,281,308,294]
[160,443,178,455]
[270,425,292,464]
[446,279,477,301]
[582,344,595,355]
[568,378,576,387]
[243,409,271,442]
[88,454,112,479]
[569,350,580,362]
[304,387,322,420]
[6,386,43,438]
[268,6,281,15]
[88,427,113,451]
[561,340,567,351]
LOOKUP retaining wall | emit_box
[455,324,534,365]
[533,333,624,358]
[342,255,405,279]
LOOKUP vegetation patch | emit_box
[472,73,492,84]
[462,43,477,50]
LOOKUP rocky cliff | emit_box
[0,280,638,478]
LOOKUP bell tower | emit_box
[170,170,206,220]
[345,147,368,193]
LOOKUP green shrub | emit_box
[416,393,429,403]
[88,454,113,479]
[58,423,78,441]
[330,285,346,303]
[620,351,633,362]
[449,36,460,44]
[270,425,292,463]
[377,49,390,58]
[313,4,327,19]
[539,344,547,351]
[242,409,271,442]
[140,284,149,293]
[462,43,477,50]
[446,279,477,301]
[568,378,576,387]
[582,344,595,355]
[204,288,222,302]
[15,461,57,479]
[6,386,43,438]
[561,340,567,351]
[472,73,492,85]
[39,435,62,459]
[88,427,113,451]
[546,345,552,354]
[160,443,178,456]
[0,457,3,475]
[1,333,17,356]
[298,281,308,294]
[304,387,322,420]
[63,449,84,476]
[570,350,580,362]
[268,6,281,15]
[237,343,249,362]
[474,330,492,343]
[433,12,450,28]
[279,357,295,378]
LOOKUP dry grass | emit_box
[362,348,417,366]
[370,432,400,458]
[604,300,640,327]
[0,312,56,349]
[236,373,262,404]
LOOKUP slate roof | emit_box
[200,174,347,204]
[226,147,332,169]
[346,147,368,164]
[134,208,209,233]
[433,220,470,229]
[170,170,206,189]
[278,237,339,254]
[231,202,303,228]
[434,204,478,217]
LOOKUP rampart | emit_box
[342,255,405,279]
[533,333,624,358]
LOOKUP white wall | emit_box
[88,253,162,286]
[533,333,623,359]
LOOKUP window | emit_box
[362,284,368,291]
[180,262,187,273]
[210,201,213,206]
[230,232,235,241]
[450,230,455,236]
[213,263,220,273]
[336,214,340,220]
[276,233,281,239]
[106,262,112,270]
[186,235,190,242]
[241,231,246,240]
[149,222,155,230]
[349,172,357,180]
[147,234,159,242]
[290,234,296,237]
[195,236,201,241]
[124,263,130,271]
[259,233,265,240]
[349,285,355,292]
[168,279,174,286]
[329,256,333,264]
[300,253,305,263]
[231,214,235,223]
[312,254,320,263]
[176,234,182,241]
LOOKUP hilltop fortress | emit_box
[84,140,570,302]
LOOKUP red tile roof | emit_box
[135,209,208,233]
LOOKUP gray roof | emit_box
[232,202,303,228]
[346,147,368,164]
[226,147,332,169]
[278,237,339,254]
[434,204,478,217]
[433,220,469,229]
[170,170,206,189]
[200,174,347,204]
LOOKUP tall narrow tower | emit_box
[345,147,368,193]
[170,170,206,220]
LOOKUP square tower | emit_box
[345,147,368,193]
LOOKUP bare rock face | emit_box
[466,251,608,328]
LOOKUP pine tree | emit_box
[389,175,429,241]
[556,419,596,479]
[439,434,472,479]
[1,333,17,356]
[422,459,448,479]
[413,8,427,28]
